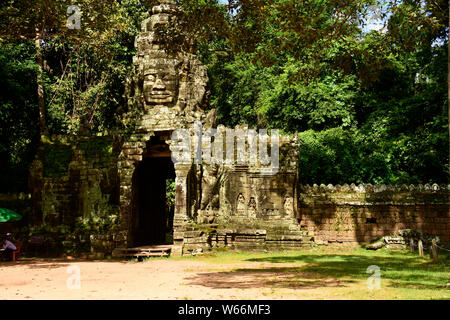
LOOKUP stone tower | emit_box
[126,0,210,131]
[118,0,212,255]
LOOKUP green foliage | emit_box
[166,179,176,208]
[42,0,149,135]
[258,69,358,131]
[77,137,114,160]
[0,0,147,190]
[40,143,73,178]
[75,213,119,235]
[0,40,39,192]
[299,128,363,185]
[200,0,449,184]
[0,0,448,189]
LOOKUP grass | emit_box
[170,247,450,300]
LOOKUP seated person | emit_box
[1,237,17,261]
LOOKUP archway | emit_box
[131,134,175,247]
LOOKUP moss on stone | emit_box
[40,143,73,178]
[77,137,115,161]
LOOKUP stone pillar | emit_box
[117,160,134,248]
[117,138,148,248]
[172,163,192,256]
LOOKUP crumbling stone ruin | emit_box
[26,1,450,257]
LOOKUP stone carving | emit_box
[197,202,216,224]
[204,109,218,129]
[236,193,246,216]
[248,197,257,218]
[299,183,448,193]
[127,0,209,115]
[283,196,294,218]
[200,164,222,211]
[143,58,180,106]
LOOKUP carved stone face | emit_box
[143,59,179,106]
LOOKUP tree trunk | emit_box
[35,33,47,137]
[448,3,450,176]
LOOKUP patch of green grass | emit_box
[172,247,450,299]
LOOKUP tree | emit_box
[0,0,148,191]
[185,0,449,183]
[0,0,448,185]
[0,0,137,136]
[0,41,39,191]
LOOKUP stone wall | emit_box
[180,168,312,255]
[28,136,122,255]
[162,125,309,255]
[28,137,450,255]
[298,184,450,245]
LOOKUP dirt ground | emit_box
[0,257,349,300]
[2,254,448,300]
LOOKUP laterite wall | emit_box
[298,184,450,245]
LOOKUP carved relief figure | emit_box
[236,193,246,216]
[200,164,222,212]
[284,196,294,218]
[248,197,257,218]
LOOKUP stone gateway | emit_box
[116,0,303,256]
[29,0,304,257]
[27,1,449,258]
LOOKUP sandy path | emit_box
[0,259,311,300]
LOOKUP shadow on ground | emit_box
[183,251,449,292]
[244,252,450,290]
[0,257,136,270]
[184,266,355,290]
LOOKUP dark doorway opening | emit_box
[131,138,175,247]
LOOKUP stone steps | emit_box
[112,245,172,259]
